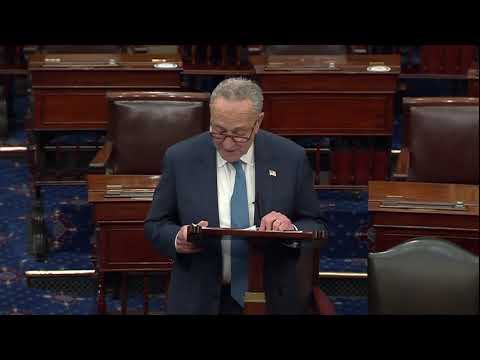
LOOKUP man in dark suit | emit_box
[145,78,326,314]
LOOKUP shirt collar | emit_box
[216,143,255,168]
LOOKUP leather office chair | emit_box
[368,237,479,315]
[90,91,210,174]
[394,97,479,184]
[89,91,210,312]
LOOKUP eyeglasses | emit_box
[210,119,258,144]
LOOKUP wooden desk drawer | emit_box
[263,94,393,135]
[31,70,181,88]
[98,225,173,271]
[34,90,108,129]
[259,73,397,92]
[94,202,151,222]
[373,212,479,229]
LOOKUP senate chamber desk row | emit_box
[5,45,477,315]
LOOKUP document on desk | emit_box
[194,226,308,240]
[187,225,315,247]
[239,225,303,233]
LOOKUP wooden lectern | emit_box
[187,225,326,315]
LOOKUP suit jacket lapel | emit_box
[254,131,275,226]
[192,135,220,228]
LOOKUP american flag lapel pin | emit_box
[269,169,276,177]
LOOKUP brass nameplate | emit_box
[43,57,120,68]
[104,185,154,199]
[244,292,266,303]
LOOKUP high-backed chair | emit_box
[394,97,479,184]
[368,237,479,315]
[88,91,209,311]
[90,91,210,174]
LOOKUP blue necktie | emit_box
[230,161,249,307]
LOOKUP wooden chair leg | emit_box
[143,273,149,315]
[97,271,107,314]
[164,272,171,301]
[121,272,128,315]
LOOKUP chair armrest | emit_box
[89,141,113,170]
[392,147,410,180]
[312,286,336,315]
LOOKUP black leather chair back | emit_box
[368,238,479,314]
[107,92,210,174]
[409,106,479,184]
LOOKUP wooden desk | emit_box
[87,174,172,314]
[368,181,479,255]
[29,53,182,130]
[255,54,400,136]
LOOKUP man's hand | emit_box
[175,220,208,253]
[259,211,294,231]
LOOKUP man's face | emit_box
[210,97,263,163]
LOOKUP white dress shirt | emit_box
[173,142,297,282]
[217,144,255,284]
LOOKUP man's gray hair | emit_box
[210,77,263,113]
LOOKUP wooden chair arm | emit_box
[89,141,113,170]
[392,147,410,180]
[312,286,336,315]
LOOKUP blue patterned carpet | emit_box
[1,74,469,315]
[1,89,369,314]
[0,158,169,315]
[0,157,369,315]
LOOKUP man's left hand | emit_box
[259,211,295,231]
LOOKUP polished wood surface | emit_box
[369,181,479,213]
[28,52,182,69]
[87,174,171,314]
[29,53,183,130]
[259,54,401,73]
[368,181,479,254]
[403,97,479,107]
[255,54,400,136]
[88,174,159,193]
